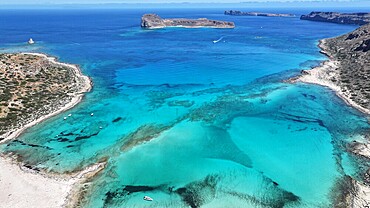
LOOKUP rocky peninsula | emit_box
[0,52,108,208]
[300,12,370,25]
[293,23,370,114]
[141,14,235,29]
[224,10,295,17]
[0,53,91,142]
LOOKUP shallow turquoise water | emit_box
[1,8,369,207]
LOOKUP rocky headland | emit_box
[300,12,370,25]
[141,14,235,29]
[224,10,295,17]
[292,23,370,114]
[0,52,104,208]
[0,53,91,142]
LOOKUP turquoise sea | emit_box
[1,7,370,207]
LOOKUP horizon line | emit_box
[0,0,366,5]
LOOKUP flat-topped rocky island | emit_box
[141,14,235,29]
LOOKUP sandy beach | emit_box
[0,157,71,208]
[292,39,370,115]
[0,53,94,207]
[0,156,106,208]
[292,38,370,206]
[296,60,370,115]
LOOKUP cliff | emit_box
[224,10,294,17]
[300,12,370,25]
[141,14,235,29]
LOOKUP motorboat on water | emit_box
[143,196,153,201]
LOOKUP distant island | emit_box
[224,10,295,17]
[300,12,370,25]
[141,14,235,29]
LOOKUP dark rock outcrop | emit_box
[300,12,370,25]
[141,14,235,29]
[224,10,294,17]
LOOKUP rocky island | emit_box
[224,10,295,17]
[141,14,235,29]
[300,12,370,25]
[0,53,91,141]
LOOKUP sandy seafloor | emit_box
[0,7,370,207]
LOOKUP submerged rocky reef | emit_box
[300,12,370,25]
[141,14,235,29]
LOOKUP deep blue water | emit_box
[1,8,369,207]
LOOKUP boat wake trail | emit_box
[213,37,224,43]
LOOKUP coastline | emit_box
[0,52,95,208]
[0,155,106,208]
[0,52,92,143]
[289,32,370,206]
[290,40,370,115]
[0,156,71,208]
[0,21,368,208]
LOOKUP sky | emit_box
[1,0,369,10]
[0,0,368,4]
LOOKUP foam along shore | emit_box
[0,156,106,208]
[0,52,92,143]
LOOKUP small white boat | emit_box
[63,117,67,120]
[28,38,35,45]
[143,196,153,201]
[68,114,72,117]
[90,113,94,116]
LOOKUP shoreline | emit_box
[0,155,106,208]
[289,40,370,115]
[0,52,92,144]
[289,33,370,206]
[0,52,95,207]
